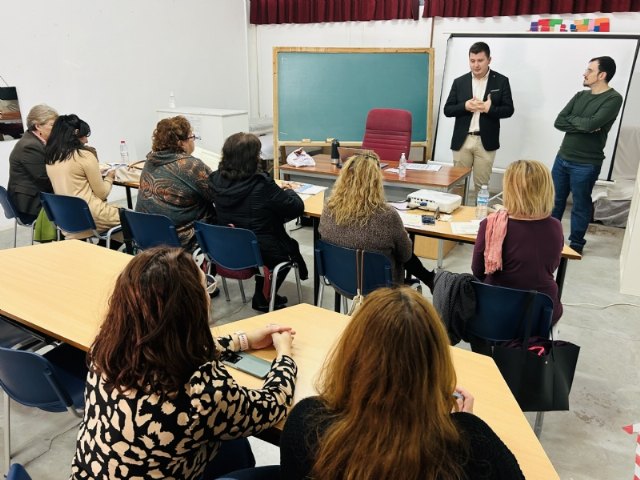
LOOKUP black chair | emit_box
[216,466,281,480]
[0,186,36,248]
[315,240,392,313]
[40,192,122,249]
[467,281,553,437]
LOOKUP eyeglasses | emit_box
[186,134,201,141]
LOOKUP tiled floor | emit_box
[1,212,639,479]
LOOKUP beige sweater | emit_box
[46,149,120,238]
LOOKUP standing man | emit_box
[551,56,623,254]
[444,42,514,200]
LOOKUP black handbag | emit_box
[492,292,580,412]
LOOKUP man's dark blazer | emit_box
[7,130,53,219]
[443,69,514,152]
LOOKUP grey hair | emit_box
[26,104,58,130]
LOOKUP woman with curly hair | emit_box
[71,247,297,479]
[319,151,435,292]
[280,286,524,480]
[136,116,216,251]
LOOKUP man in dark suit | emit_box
[443,42,514,199]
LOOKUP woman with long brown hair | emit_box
[280,286,523,480]
[320,152,435,292]
[71,247,297,480]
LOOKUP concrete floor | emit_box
[0,212,639,479]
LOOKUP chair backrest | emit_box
[315,240,392,298]
[7,464,32,480]
[40,192,97,233]
[121,210,181,250]
[0,186,18,221]
[361,108,412,161]
[0,347,75,413]
[467,282,553,342]
[194,222,263,271]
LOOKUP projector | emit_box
[406,189,462,214]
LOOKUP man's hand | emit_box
[480,93,492,113]
[465,97,481,112]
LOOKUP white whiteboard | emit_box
[433,33,640,180]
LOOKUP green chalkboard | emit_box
[274,48,433,147]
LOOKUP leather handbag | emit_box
[492,292,580,412]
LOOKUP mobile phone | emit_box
[221,351,272,379]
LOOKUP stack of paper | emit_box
[450,221,481,235]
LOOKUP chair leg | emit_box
[238,280,247,303]
[29,223,35,246]
[317,282,325,307]
[294,265,302,305]
[342,296,348,314]
[3,391,10,471]
[270,263,289,312]
[534,412,544,438]
[13,220,18,248]
[221,278,231,302]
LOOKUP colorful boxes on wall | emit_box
[530,17,610,33]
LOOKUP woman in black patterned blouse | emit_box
[71,247,297,480]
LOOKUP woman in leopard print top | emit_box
[70,247,297,479]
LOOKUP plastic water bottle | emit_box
[169,91,176,108]
[476,185,489,219]
[120,140,129,164]
[398,152,407,180]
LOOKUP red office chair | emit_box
[361,108,412,162]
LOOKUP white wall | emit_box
[0,0,250,229]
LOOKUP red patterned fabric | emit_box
[422,0,640,17]
[250,0,419,24]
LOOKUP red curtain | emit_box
[422,0,640,17]
[250,0,420,24]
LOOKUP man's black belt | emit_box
[468,131,481,136]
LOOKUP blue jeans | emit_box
[551,154,601,251]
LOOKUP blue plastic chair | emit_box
[216,465,280,480]
[0,343,87,468]
[467,281,553,437]
[40,192,122,248]
[0,186,36,248]
[0,316,44,351]
[121,209,181,251]
[467,282,553,342]
[194,222,302,311]
[315,240,392,313]
[6,463,32,480]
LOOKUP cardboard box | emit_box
[414,236,457,260]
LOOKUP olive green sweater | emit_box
[554,88,623,165]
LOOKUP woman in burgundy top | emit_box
[472,160,564,324]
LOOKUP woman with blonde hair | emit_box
[472,159,564,324]
[319,152,434,292]
[280,286,523,479]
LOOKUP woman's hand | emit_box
[271,331,293,358]
[453,386,474,413]
[246,324,295,350]
[106,169,116,180]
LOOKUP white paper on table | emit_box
[450,220,481,235]
[295,184,326,195]
[398,212,424,227]
[406,163,442,172]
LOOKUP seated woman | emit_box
[136,116,217,251]
[319,151,434,292]
[8,104,58,222]
[210,132,308,312]
[71,247,297,480]
[44,114,120,238]
[280,286,524,479]
[472,159,564,324]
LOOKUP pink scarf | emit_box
[484,209,509,275]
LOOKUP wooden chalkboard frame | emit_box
[273,47,434,177]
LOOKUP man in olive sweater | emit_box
[551,56,623,254]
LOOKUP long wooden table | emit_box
[303,191,581,303]
[0,241,558,478]
[280,154,472,202]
